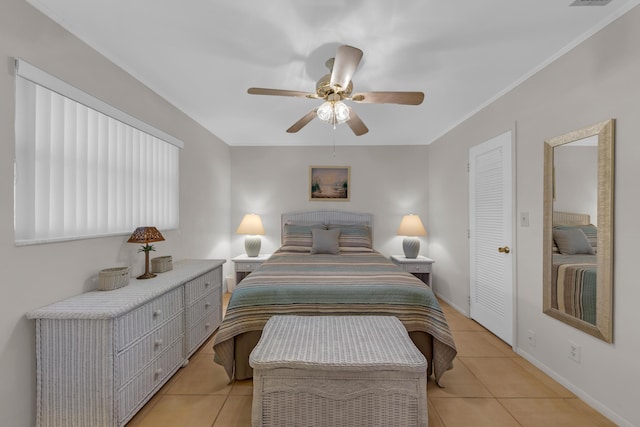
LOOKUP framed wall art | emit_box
[309,166,350,201]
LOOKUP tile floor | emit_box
[126,294,616,427]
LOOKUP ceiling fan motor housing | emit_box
[316,74,353,98]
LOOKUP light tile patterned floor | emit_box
[126,294,616,427]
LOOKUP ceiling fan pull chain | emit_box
[332,131,336,157]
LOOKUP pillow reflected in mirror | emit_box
[553,227,595,255]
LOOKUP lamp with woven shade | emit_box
[236,214,265,257]
[397,214,427,259]
[127,226,165,279]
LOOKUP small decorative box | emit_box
[98,267,130,291]
[151,256,173,273]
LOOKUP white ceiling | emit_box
[27,0,639,146]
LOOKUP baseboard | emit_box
[516,348,632,427]
[433,292,469,317]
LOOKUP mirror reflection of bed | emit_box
[543,118,613,343]
[551,211,597,325]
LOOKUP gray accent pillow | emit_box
[554,224,597,251]
[310,228,340,254]
[553,228,595,255]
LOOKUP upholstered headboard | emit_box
[281,210,373,245]
[553,211,591,226]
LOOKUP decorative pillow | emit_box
[310,228,341,254]
[282,223,325,247]
[552,228,595,255]
[554,224,597,251]
[327,224,372,249]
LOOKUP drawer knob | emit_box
[205,323,211,329]
[153,310,162,318]
[154,339,163,347]
[204,302,211,309]
[155,368,163,378]
[204,282,210,287]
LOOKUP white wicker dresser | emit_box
[27,259,225,427]
[249,315,428,427]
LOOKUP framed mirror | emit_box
[543,119,614,343]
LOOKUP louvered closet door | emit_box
[469,131,513,345]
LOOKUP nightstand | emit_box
[232,253,271,284]
[390,255,434,287]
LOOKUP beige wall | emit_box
[427,6,640,426]
[230,145,430,260]
[0,1,231,426]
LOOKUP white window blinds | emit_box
[14,60,181,245]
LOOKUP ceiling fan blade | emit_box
[330,45,363,92]
[351,91,425,105]
[286,109,318,133]
[248,87,316,98]
[346,107,369,136]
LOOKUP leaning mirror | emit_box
[543,119,614,343]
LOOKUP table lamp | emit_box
[127,226,165,279]
[236,214,265,257]
[397,214,427,259]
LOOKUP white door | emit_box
[469,131,514,345]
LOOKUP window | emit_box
[14,59,182,245]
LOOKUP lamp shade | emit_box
[397,215,427,237]
[236,214,265,235]
[127,226,165,244]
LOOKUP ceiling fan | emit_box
[247,45,425,136]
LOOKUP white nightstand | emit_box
[390,255,435,288]
[232,253,271,284]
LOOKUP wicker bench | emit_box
[249,315,428,427]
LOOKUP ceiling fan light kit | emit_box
[317,92,350,127]
[247,45,424,136]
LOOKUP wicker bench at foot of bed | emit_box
[249,315,428,427]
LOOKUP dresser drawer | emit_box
[400,263,431,274]
[184,269,221,305]
[235,262,263,272]
[116,312,184,386]
[187,308,222,353]
[117,287,183,350]
[117,337,184,424]
[186,286,221,327]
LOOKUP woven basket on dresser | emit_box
[249,315,428,427]
[98,266,129,291]
[151,256,173,273]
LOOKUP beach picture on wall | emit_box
[309,166,350,201]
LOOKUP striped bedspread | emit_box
[552,254,597,325]
[213,250,457,384]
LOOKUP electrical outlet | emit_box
[520,212,530,227]
[527,330,536,347]
[569,340,581,363]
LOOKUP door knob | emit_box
[498,246,511,254]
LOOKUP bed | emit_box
[550,211,597,325]
[212,210,457,385]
